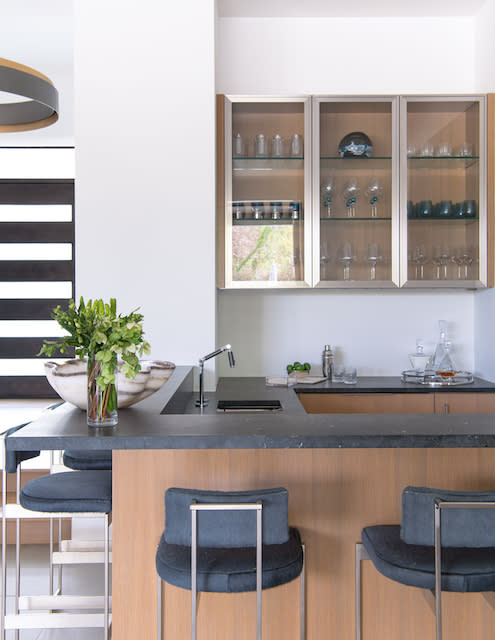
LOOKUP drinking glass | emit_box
[436,142,452,157]
[320,240,329,280]
[342,179,360,218]
[419,143,434,157]
[365,178,383,218]
[417,200,433,218]
[338,242,355,281]
[290,134,303,157]
[255,134,268,157]
[432,246,450,280]
[461,250,473,279]
[332,365,345,383]
[321,178,335,218]
[451,248,464,280]
[343,367,357,384]
[251,202,264,219]
[456,142,474,157]
[411,245,428,280]
[233,133,245,157]
[271,134,284,157]
[367,243,382,281]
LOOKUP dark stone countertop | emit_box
[6,366,495,451]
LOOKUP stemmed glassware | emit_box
[320,240,329,280]
[411,245,428,280]
[364,178,383,218]
[321,178,335,218]
[432,246,450,280]
[338,242,355,281]
[461,249,473,279]
[451,248,464,280]
[367,243,382,281]
[342,179,360,218]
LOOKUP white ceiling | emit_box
[218,0,487,18]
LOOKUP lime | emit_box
[286,364,294,373]
[303,362,311,371]
[293,361,302,367]
[294,363,304,371]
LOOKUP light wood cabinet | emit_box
[298,391,495,415]
[433,392,495,414]
[218,94,494,289]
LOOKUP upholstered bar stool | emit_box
[62,449,113,471]
[1,427,112,640]
[356,485,495,640]
[155,487,305,640]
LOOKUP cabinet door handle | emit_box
[443,403,449,415]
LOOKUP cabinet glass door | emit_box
[222,96,311,288]
[313,97,399,288]
[401,96,487,287]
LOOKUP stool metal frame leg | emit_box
[190,502,263,640]
[434,499,495,640]
[355,542,369,640]
[156,505,305,640]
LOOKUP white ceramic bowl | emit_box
[44,359,175,409]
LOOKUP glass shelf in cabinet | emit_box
[320,157,392,170]
[232,157,304,171]
[320,216,392,221]
[407,156,479,170]
[408,217,478,223]
[233,218,303,226]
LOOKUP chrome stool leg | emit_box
[356,542,370,640]
[300,543,306,640]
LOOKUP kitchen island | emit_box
[8,367,495,640]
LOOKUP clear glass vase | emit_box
[87,356,118,427]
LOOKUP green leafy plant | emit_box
[39,297,151,421]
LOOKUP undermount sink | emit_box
[216,400,282,413]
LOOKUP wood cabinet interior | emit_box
[406,100,481,283]
[319,100,394,284]
[229,100,308,285]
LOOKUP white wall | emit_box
[216,16,478,377]
[473,0,495,381]
[74,0,217,383]
[474,0,495,91]
[219,290,474,376]
[216,17,475,95]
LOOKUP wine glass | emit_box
[432,246,450,280]
[342,179,360,218]
[320,240,329,280]
[461,249,473,279]
[321,178,335,218]
[411,245,428,280]
[451,248,464,280]
[338,242,355,281]
[365,178,383,218]
[367,243,382,281]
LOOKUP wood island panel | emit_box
[112,448,495,640]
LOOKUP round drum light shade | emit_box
[0,57,59,132]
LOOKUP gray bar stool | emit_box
[62,449,113,471]
[356,485,495,640]
[155,487,305,640]
[1,425,112,639]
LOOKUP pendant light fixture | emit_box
[0,57,59,132]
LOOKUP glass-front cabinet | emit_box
[218,95,312,288]
[400,96,487,287]
[313,97,399,287]
[217,94,491,290]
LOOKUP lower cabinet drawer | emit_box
[297,393,434,414]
